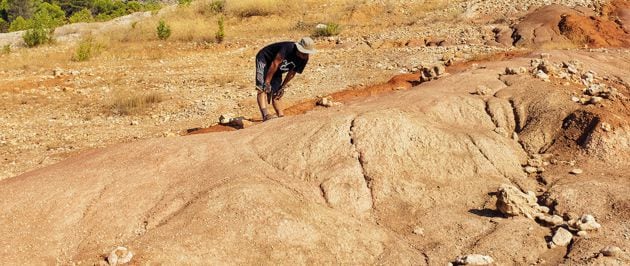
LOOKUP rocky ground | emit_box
[0,0,629,265]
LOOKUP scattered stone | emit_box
[505,67,519,75]
[570,168,583,175]
[130,121,139,126]
[496,184,547,219]
[600,246,622,257]
[317,97,334,107]
[53,68,64,77]
[219,114,233,124]
[574,214,601,231]
[577,230,588,237]
[527,158,543,167]
[473,85,492,96]
[434,65,446,76]
[107,246,133,266]
[538,214,564,226]
[536,70,549,82]
[524,166,538,174]
[571,96,580,102]
[453,254,494,265]
[601,122,612,132]
[589,96,603,104]
[551,227,573,247]
[412,226,424,236]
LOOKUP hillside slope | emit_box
[1,50,628,265]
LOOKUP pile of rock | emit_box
[527,57,624,105]
[218,114,252,129]
[316,97,341,108]
[450,254,494,265]
[418,65,447,82]
[521,154,552,174]
[495,184,602,249]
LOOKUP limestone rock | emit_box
[496,184,547,219]
[551,227,572,247]
[600,246,622,257]
[569,168,583,175]
[412,226,424,236]
[537,214,564,226]
[107,246,133,265]
[454,254,494,265]
[317,97,334,107]
[573,214,601,231]
[219,114,233,124]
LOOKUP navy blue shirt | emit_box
[256,42,308,74]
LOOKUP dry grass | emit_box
[110,89,163,115]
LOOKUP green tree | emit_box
[53,0,92,16]
[8,15,30,31]
[68,7,91,23]
[156,19,170,40]
[7,0,35,20]
[35,2,66,28]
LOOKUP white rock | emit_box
[412,226,424,236]
[454,254,494,265]
[524,166,538,174]
[570,168,583,175]
[551,227,573,247]
[219,114,233,124]
[576,214,601,231]
[601,122,612,132]
[107,246,133,265]
[571,96,580,102]
[536,70,549,82]
[600,246,622,257]
[589,96,603,104]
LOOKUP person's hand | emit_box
[274,86,285,100]
[263,82,272,94]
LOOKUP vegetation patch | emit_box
[313,22,341,37]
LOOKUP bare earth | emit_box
[0,0,629,265]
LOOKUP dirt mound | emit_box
[512,1,630,48]
[1,50,629,265]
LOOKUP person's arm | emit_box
[264,53,283,91]
[275,70,296,100]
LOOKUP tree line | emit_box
[0,0,161,33]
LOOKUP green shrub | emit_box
[178,0,193,6]
[126,1,142,12]
[23,26,51,47]
[209,0,224,13]
[313,22,340,37]
[34,2,66,28]
[69,8,93,23]
[2,44,10,55]
[72,37,102,61]
[215,16,224,43]
[156,19,170,40]
[8,16,31,32]
[0,17,8,32]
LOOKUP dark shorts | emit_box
[255,56,282,93]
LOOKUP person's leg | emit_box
[255,58,270,120]
[272,98,284,117]
[257,91,270,120]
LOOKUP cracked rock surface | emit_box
[0,50,628,265]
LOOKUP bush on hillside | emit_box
[215,15,224,43]
[313,22,341,37]
[69,8,93,23]
[178,0,193,6]
[72,36,102,61]
[34,2,66,28]
[156,19,170,40]
[23,26,51,47]
[8,16,31,31]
